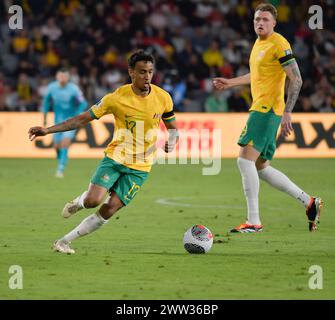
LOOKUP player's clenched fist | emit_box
[212,77,232,90]
[28,126,48,141]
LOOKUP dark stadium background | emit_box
[0,0,334,113]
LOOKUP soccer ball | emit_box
[183,225,213,254]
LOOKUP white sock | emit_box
[237,157,261,225]
[77,191,88,209]
[62,212,108,243]
[258,166,311,207]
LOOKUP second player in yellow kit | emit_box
[238,31,295,160]
[28,50,179,254]
[213,3,322,234]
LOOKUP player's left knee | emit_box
[104,202,123,219]
[84,197,101,208]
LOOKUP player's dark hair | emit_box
[255,3,277,20]
[128,50,155,69]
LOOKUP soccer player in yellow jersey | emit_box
[213,3,322,233]
[28,50,179,254]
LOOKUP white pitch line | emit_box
[156,197,283,211]
[156,197,243,209]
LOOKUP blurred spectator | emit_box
[202,39,224,68]
[221,40,242,67]
[0,0,334,113]
[300,96,318,112]
[236,1,249,19]
[180,52,209,81]
[11,30,30,58]
[277,0,291,24]
[196,0,213,20]
[192,26,210,54]
[31,28,45,53]
[310,87,327,111]
[41,18,62,42]
[129,3,148,36]
[37,77,49,103]
[325,64,335,88]
[105,67,124,92]
[162,70,187,112]
[227,88,249,112]
[69,67,80,86]
[42,41,60,70]
[205,90,229,112]
[58,0,81,17]
[320,95,335,113]
[0,71,6,110]
[148,5,168,30]
[17,73,34,111]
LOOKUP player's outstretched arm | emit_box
[281,61,303,137]
[28,111,94,141]
[213,73,250,90]
[163,119,179,153]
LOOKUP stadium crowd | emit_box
[0,0,334,113]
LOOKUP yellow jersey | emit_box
[249,32,295,116]
[89,84,174,172]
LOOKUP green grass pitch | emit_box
[0,158,334,299]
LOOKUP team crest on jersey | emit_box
[153,113,162,119]
[257,50,266,60]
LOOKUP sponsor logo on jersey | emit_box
[102,174,110,182]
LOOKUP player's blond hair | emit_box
[255,3,277,20]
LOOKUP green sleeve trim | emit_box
[89,108,98,119]
[163,116,176,123]
[279,53,294,64]
[281,58,296,67]
[162,111,174,118]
